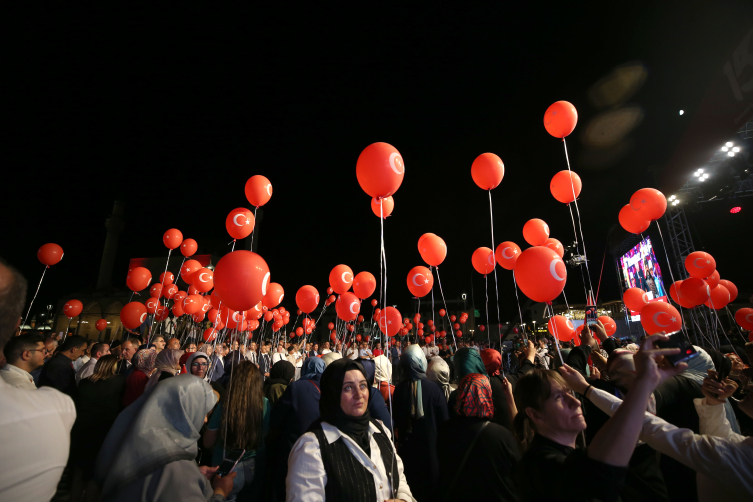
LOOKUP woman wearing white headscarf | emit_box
[95,374,235,501]
[426,356,452,401]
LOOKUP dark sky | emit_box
[6,3,753,326]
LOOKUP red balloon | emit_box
[418,233,447,266]
[353,272,377,299]
[264,311,274,322]
[704,285,730,310]
[456,330,463,337]
[547,315,575,341]
[378,306,402,337]
[522,219,550,246]
[630,189,667,221]
[145,297,161,314]
[335,292,361,322]
[623,288,650,312]
[329,264,354,295]
[180,238,198,257]
[371,299,378,307]
[213,251,270,312]
[187,285,201,296]
[471,153,505,190]
[669,281,696,309]
[544,101,578,138]
[685,251,716,279]
[495,241,522,270]
[296,286,320,314]
[192,312,206,323]
[514,246,567,303]
[159,271,175,285]
[183,294,203,315]
[550,170,582,204]
[347,324,355,332]
[37,243,64,266]
[263,282,285,309]
[207,308,221,324]
[371,196,394,218]
[149,284,163,298]
[174,291,187,304]
[407,266,434,297]
[180,259,203,285]
[203,327,218,342]
[296,327,304,336]
[192,268,214,293]
[327,287,334,295]
[597,316,617,336]
[63,299,83,318]
[439,309,446,317]
[245,175,273,207]
[172,303,185,317]
[619,205,651,234]
[640,302,682,335]
[453,323,460,330]
[718,280,738,302]
[471,247,496,275]
[735,308,753,330]
[680,277,710,306]
[327,295,336,305]
[226,208,256,240]
[227,311,247,329]
[121,302,147,330]
[126,267,152,292]
[330,332,337,341]
[95,319,108,331]
[704,270,720,290]
[356,142,405,198]
[450,315,457,322]
[162,284,178,300]
[163,229,183,250]
[544,238,564,258]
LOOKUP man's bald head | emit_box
[0,257,28,352]
[167,338,180,350]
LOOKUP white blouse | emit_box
[286,420,415,502]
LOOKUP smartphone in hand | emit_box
[216,448,245,477]
[655,331,698,366]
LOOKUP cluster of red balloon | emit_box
[623,286,683,335]
[618,188,667,234]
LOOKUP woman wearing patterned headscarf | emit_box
[393,345,449,502]
[122,349,157,407]
[436,373,520,501]
[144,348,184,390]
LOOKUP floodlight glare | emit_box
[726,142,733,147]
[722,146,729,152]
[733,147,740,152]
[694,172,700,177]
[728,151,735,157]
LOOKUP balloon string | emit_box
[435,267,458,351]
[547,304,565,367]
[562,138,596,298]
[725,306,750,346]
[21,266,48,332]
[250,206,259,251]
[653,221,692,341]
[488,190,503,350]
[567,202,591,303]
[511,271,525,338]
[62,317,72,343]
[485,274,490,345]
[380,202,388,343]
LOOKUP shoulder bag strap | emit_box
[444,421,490,501]
[308,380,320,393]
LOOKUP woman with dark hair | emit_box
[392,345,448,502]
[203,361,270,501]
[70,355,126,502]
[513,335,687,502]
[122,348,156,407]
[437,373,520,502]
[264,360,295,403]
[480,345,535,432]
[286,358,415,501]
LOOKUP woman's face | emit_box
[538,382,586,434]
[728,354,745,373]
[340,369,369,417]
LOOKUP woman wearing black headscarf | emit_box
[286,358,415,502]
[392,345,449,502]
[264,360,295,405]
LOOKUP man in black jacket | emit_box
[38,335,87,398]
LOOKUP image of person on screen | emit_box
[643,258,659,298]
[632,263,647,292]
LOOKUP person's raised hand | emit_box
[580,325,597,350]
[590,320,608,344]
[523,340,536,362]
[501,376,514,400]
[592,366,602,380]
[633,334,686,389]
[559,363,589,394]
[702,369,738,405]
[211,471,237,498]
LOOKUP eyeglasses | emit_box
[27,348,49,355]
[191,363,209,368]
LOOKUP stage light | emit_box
[698,168,704,173]
[703,173,709,178]
[726,142,733,147]
[728,151,735,157]
[722,146,729,152]
[693,172,700,177]
[733,147,740,152]
[679,110,684,115]
[730,207,741,214]
[700,177,706,182]
[669,195,676,200]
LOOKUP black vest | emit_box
[309,419,399,502]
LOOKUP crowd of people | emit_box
[1,256,753,501]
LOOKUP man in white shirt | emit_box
[272,344,286,365]
[0,257,78,501]
[428,343,440,358]
[320,341,332,355]
[1,333,47,390]
[72,340,95,373]
[359,342,373,359]
[346,343,359,360]
[75,342,110,384]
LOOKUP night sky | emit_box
[6,3,753,327]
